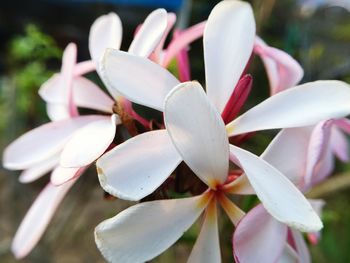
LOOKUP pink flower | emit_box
[233,126,328,263]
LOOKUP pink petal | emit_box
[221,74,253,124]
[254,37,304,95]
[11,181,76,259]
[290,229,311,263]
[73,60,96,76]
[3,115,105,170]
[60,43,78,117]
[330,126,349,162]
[304,121,333,187]
[233,204,288,263]
[162,21,206,67]
[173,30,191,82]
[153,12,176,60]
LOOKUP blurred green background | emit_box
[1,0,350,262]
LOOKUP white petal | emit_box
[204,0,255,113]
[101,49,179,111]
[261,127,314,187]
[60,115,119,168]
[11,181,76,259]
[89,12,122,66]
[73,76,114,113]
[227,80,350,136]
[39,74,65,104]
[3,115,104,170]
[164,82,229,188]
[229,145,323,232]
[188,200,221,263]
[97,130,181,201]
[19,154,59,183]
[233,204,287,263]
[50,165,86,186]
[128,9,168,57]
[46,103,71,121]
[95,194,210,263]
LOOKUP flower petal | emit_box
[41,75,114,113]
[188,199,221,263]
[162,21,206,67]
[330,125,349,162]
[89,12,122,66]
[95,194,210,263]
[101,49,179,111]
[227,80,350,136]
[50,165,87,186]
[97,130,181,201]
[19,154,59,183]
[164,82,229,188]
[11,181,76,259]
[290,229,311,263]
[204,0,255,113]
[153,12,177,59]
[73,77,114,113]
[278,245,299,263]
[60,115,119,168]
[233,204,287,263]
[304,121,332,187]
[254,37,304,95]
[46,103,71,121]
[229,145,323,232]
[222,174,255,195]
[128,9,168,57]
[261,127,314,187]
[3,115,104,170]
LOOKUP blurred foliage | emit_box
[0,24,62,141]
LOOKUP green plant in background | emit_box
[0,24,62,139]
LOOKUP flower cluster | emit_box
[3,1,350,262]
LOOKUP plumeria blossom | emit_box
[233,127,329,263]
[94,78,344,262]
[97,0,350,214]
[3,6,210,258]
[3,8,196,259]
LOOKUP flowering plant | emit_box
[3,0,350,262]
